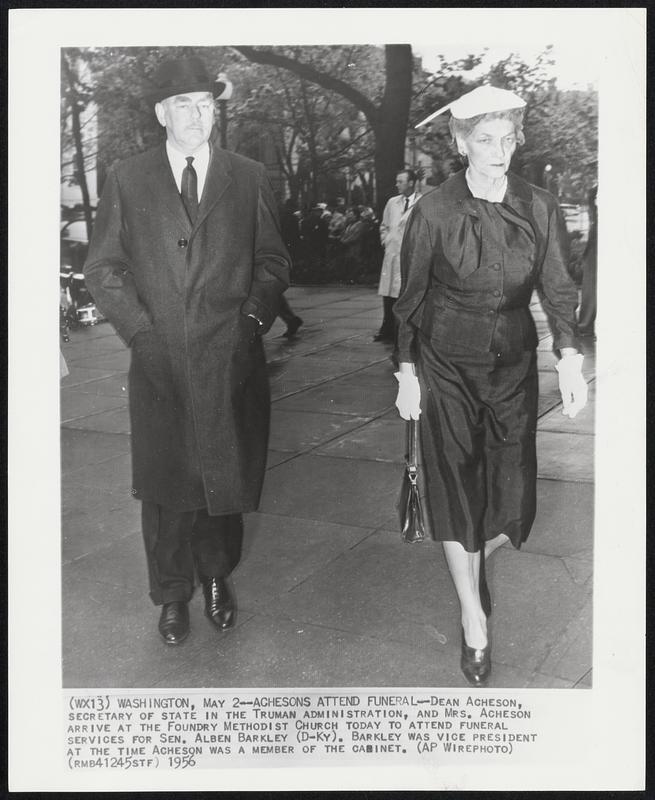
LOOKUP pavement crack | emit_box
[573,668,593,688]
[270,357,391,403]
[560,555,594,585]
[266,403,395,470]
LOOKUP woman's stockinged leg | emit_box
[442,540,487,649]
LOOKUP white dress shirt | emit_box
[165,141,210,201]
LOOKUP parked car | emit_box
[60,218,101,330]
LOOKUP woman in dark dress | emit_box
[393,86,588,687]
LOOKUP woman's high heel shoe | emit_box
[460,627,491,687]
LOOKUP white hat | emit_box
[415,85,526,128]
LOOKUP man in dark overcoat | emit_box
[84,56,290,645]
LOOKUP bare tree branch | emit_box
[232,46,379,126]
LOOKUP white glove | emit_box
[555,353,588,418]
[394,372,421,420]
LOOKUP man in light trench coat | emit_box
[84,57,290,645]
[374,169,419,343]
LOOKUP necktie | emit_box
[181,156,198,222]
[403,197,410,212]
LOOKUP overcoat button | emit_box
[492,263,501,270]
[178,238,188,248]
[493,290,501,297]
[488,309,495,316]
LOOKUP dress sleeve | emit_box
[394,205,434,363]
[535,198,581,352]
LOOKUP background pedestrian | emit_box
[375,170,419,343]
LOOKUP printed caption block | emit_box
[64,691,539,770]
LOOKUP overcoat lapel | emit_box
[144,144,234,233]
[145,145,192,233]
[195,146,233,231]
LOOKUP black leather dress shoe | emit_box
[460,628,491,687]
[158,601,189,645]
[283,316,303,338]
[202,577,236,630]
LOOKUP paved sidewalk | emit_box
[61,286,595,689]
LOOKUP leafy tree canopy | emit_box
[412,47,598,198]
[62,44,597,214]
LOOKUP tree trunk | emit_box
[62,53,94,241]
[372,45,413,216]
[299,79,320,204]
[233,44,414,216]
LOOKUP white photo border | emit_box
[8,7,646,791]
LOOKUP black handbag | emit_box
[398,418,427,543]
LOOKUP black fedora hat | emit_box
[146,56,226,104]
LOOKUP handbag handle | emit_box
[406,418,419,473]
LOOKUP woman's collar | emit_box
[465,168,507,202]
